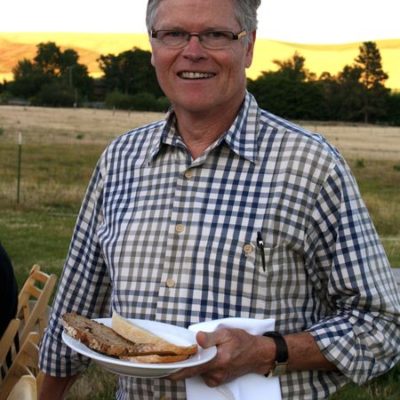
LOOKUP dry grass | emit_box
[1,106,400,161]
[303,122,400,161]
[0,105,164,145]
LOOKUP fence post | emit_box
[16,132,22,204]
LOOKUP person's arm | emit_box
[39,374,79,400]
[39,155,111,389]
[303,158,400,384]
[169,328,336,386]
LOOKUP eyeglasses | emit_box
[150,29,247,50]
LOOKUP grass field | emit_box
[0,105,399,399]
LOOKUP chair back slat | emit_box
[17,265,57,345]
[0,333,40,400]
[23,284,43,300]
[0,319,21,381]
[6,374,37,400]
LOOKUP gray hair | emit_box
[146,0,261,35]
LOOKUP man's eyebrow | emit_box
[154,25,234,31]
[153,25,185,30]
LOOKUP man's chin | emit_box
[172,99,219,115]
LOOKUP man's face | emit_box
[150,0,255,116]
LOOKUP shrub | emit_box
[105,91,170,112]
[104,91,133,110]
[130,92,170,111]
[0,91,12,105]
[355,158,365,168]
[130,92,157,111]
[32,82,76,107]
[155,96,171,112]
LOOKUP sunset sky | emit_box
[2,0,400,44]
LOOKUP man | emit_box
[39,0,400,399]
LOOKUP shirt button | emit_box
[184,169,193,179]
[175,224,185,234]
[166,278,176,288]
[243,243,254,255]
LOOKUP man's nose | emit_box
[182,35,207,59]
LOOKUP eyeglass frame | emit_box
[150,29,247,50]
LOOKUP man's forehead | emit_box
[152,0,238,27]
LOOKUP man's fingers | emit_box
[196,328,232,349]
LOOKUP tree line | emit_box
[0,40,399,125]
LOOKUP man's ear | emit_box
[245,31,257,68]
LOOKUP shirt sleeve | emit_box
[305,157,400,384]
[39,154,112,377]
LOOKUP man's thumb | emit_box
[196,330,215,348]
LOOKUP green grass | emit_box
[330,366,400,400]
[0,142,104,288]
[65,365,117,400]
[0,141,399,399]
[349,158,400,266]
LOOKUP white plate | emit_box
[62,318,217,378]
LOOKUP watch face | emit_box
[271,362,288,376]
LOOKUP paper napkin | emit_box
[185,317,282,400]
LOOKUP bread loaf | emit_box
[62,312,138,357]
[62,312,197,363]
[112,311,197,356]
[120,354,190,363]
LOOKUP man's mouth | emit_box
[178,71,216,80]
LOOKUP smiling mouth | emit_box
[178,71,216,80]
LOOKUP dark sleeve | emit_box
[0,242,18,337]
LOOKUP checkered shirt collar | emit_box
[148,91,259,164]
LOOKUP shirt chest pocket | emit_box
[258,244,308,301]
[194,233,307,318]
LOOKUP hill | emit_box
[1,32,399,90]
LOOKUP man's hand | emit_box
[39,373,79,400]
[168,328,276,387]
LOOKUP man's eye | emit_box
[204,31,230,39]
[164,31,186,38]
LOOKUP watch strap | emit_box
[263,331,288,376]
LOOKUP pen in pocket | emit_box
[257,231,266,272]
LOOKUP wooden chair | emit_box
[0,319,21,378]
[0,332,41,400]
[17,265,57,345]
[0,265,56,397]
[6,374,37,400]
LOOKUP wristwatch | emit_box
[263,331,289,376]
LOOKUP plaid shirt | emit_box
[40,92,400,399]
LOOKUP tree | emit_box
[11,59,51,98]
[354,41,389,123]
[33,42,62,76]
[98,48,162,97]
[248,52,324,120]
[334,65,365,121]
[59,49,93,100]
[355,41,388,90]
[272,52,316,82]
[385,92,400,125]
[10,42,93,103]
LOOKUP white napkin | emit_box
[185,318,282,400]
